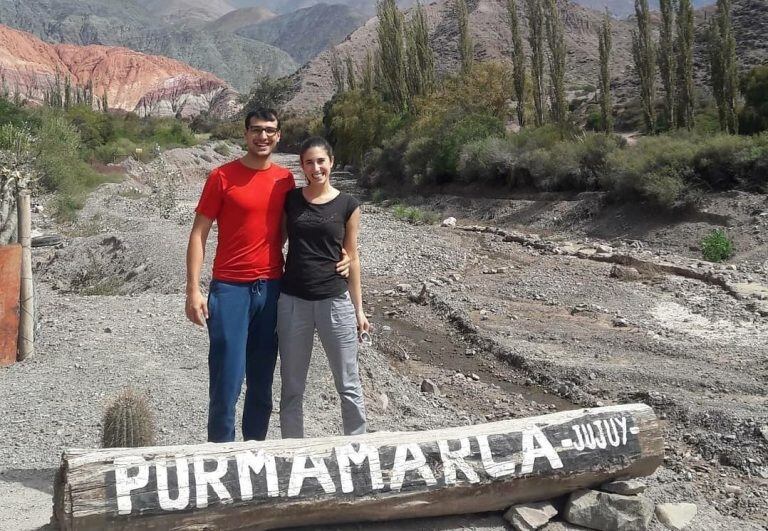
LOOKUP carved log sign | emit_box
[55,404,663,530]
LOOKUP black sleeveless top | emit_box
[281,189,360,300]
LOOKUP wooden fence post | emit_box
[17,188,33,361]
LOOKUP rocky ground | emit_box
[0,143,766,530]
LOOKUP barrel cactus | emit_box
[101,388,155,448]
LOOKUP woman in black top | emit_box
[277,137,369,438]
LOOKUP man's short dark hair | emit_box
[245,108,280,130]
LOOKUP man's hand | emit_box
[336,248,351,278]
[185,290,209,326]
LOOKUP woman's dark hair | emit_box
[299,136,334,163]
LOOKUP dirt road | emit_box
[0,145,765,530]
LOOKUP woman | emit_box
[277,136,369,438]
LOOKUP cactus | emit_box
[101,388,155,448]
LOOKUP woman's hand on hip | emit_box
[336,248,351,278]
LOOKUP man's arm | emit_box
[185,213,214,326]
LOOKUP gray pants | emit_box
[277,292,367,438]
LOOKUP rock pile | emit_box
[502,480,698,530]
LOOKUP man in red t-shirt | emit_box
[185,108,347,442]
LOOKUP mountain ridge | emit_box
[0,24,238,118]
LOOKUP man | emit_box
[185,108,347,443]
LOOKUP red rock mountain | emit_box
[0,24,238,118]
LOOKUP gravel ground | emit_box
[0,146,766,530]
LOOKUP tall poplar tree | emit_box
[675,0,695,129]
[330,48,345,93]
[632,0,656,133]
[406,1,435,102]
[456,0,473,74]
[598,10,613,133]
[362,50,375,95]
[345,55,357,91]
[507,0,527,127]
[525,0,546,126]
[710,0,738,133]
[658,0,676,129]
[545,0,566,126]
[376,0,408,111]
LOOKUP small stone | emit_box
[441,217,457,227]
[503,501,558,530]
[654,503,697,530]
[420,379,439,394]
[379,393,389,411]
[595,244,614,254]
[470,373,480,381]
[565,489,653,531]
[600,479,647,495]
[723,485,743,495]
[540,522,592,530]
[396,283,413,292]
[103,327,112,333]
[759,425,768,441]
[465,348,476,357]
[612,317,629,328]
[610,264,641,281]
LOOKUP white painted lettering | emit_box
[477,435,517,478]
[591,420,608,449]
[288,455,336,497]
[194,456,232,508]
[335,444,384,494]
[520,427,563,474]
[236,450,279,500]
[615,416,628,445]
[114,457,150,515]
[438,439,480,485]
[156,457,190,511]
[390,443,437,492]
[603,419,620,447]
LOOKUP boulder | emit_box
[441,217,457,228]
[503,501,558,530]
[654,503,697,530]
[420,379,439,395]
[610,264,641,281]
[564,489,653,531]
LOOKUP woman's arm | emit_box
[343,207,369,333]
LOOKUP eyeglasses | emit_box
[247,126,279,137]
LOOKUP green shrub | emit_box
[371,189,387,203]
[279,114,324,154]
[458,136,516,185]
[392,203,439,224]
[701,229,734,262]
[739,65,768,134]
[213,143,231,157]
[605,134,697,207]
[428,113,505,184]
[326,90,397,168]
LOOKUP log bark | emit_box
[16,189,33,360]
[53,403,663,531]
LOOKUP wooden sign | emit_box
[54,403,663,530]
[0,244,21,366]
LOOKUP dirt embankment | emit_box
[0,146,765,530]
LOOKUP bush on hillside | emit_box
[279,114,324,154]
[325,90,398,168]
[701,229,734,262]
[739,65,768,135]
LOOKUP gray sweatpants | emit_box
[277,291,367,438]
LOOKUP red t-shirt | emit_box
[195,160,294,281]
